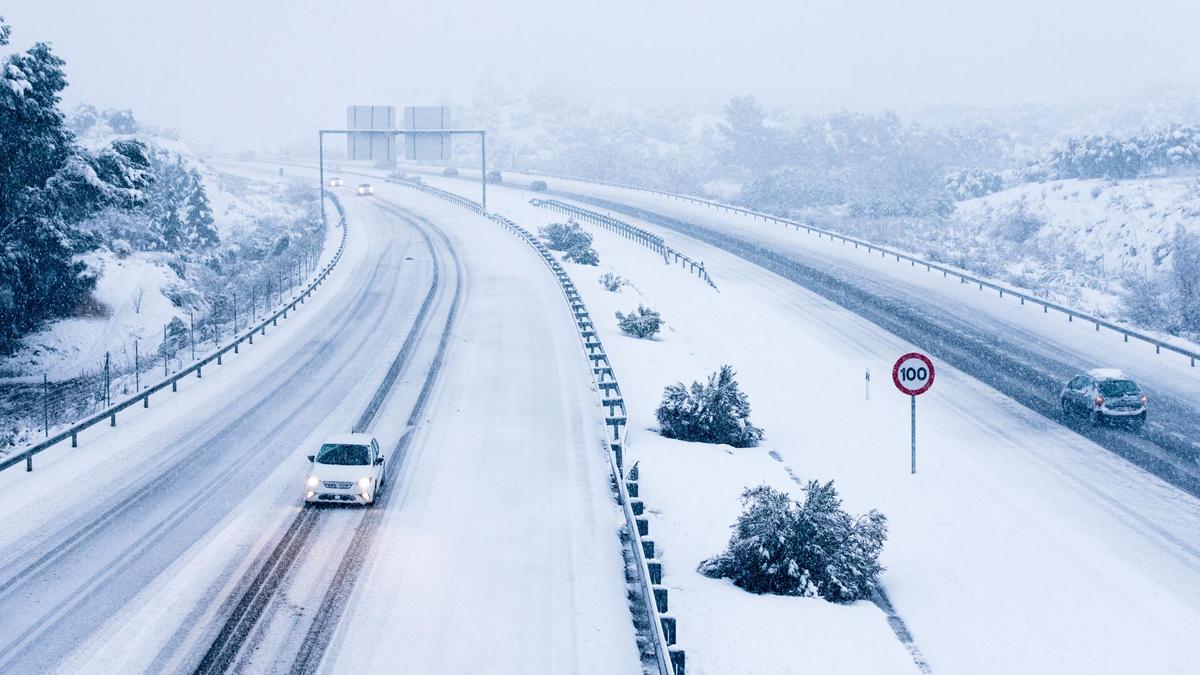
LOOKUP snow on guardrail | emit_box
[1,195,351,474]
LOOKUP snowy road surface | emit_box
[0,165,640,674]
[409,171,1200,674]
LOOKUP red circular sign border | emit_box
[892,352,935,396]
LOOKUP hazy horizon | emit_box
[5,0,1200,150]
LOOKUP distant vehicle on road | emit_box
[1060,369,1147,428]
[305,433,385,505]
[530,180,548,192]
[486,170,503,183]
[443,167,459,177]
[356,182,374,196]
[327,177,343,187]
[388,171,423,185]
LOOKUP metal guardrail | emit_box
[510,170,1200,368]
[1,196,351,474]
[530,198,717,290]
[382,177,683,674]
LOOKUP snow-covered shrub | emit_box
[616,305,662,338]
[564,245,599,265]
[699,482,888,602]
[111,239,132,259]
[655,365,764,447]
[538,221,592,251]
[942,168,1003,201]
[599,272,627,292]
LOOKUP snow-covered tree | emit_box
[656,365,764,447]
[538,221,592,251]
[0,17,152,348]
[699,481,888,602]
[562,244,599,265]
[615,304,662,338]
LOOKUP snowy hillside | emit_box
[943,173,1200,316]
[0,109,319,380]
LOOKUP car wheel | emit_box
[1131,413,1146,432]
[1060,398,1071,417]
[1090,410,1104,426]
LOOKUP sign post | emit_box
[892,352,935,474]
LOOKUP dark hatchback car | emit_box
[1060,369,1147,429]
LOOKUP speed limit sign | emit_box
[892,352,935,396]
[892,352,935,474]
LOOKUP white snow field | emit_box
[413,172,1200,674]
[0,166,640,674]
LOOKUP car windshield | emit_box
[316,443,370,465]
[1098,380,1140,397]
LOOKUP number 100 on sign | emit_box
[892,353,935,396]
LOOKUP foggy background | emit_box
[5,0,1199,150]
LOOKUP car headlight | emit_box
[306,475,320,488]
[358,476,373,489]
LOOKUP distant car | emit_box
[356,183,374,196]
[486,170,503,183]
[305,433,385,505]
[443,167,459,177]
[1060,369,1147,428]
[530,180,549,192]
[327,177,343,187]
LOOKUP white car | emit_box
[356,182,374,195]
[327,177,343,187]
[304,433,385,505]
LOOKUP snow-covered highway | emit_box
[0,166,642,674]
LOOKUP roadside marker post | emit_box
[892,352,935,474]
[865,368,871,400]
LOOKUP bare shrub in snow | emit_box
[699,482,887,602]
[655,365,763,447]
[616,305,662,338]
[538,221,592,251]
[111,239,132,259]
[599,272,627,292]
[563,245,599,265]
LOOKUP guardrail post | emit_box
[110,413,116,427]
[647,559,662,584]
[197,366,203,379]
[652,585,669,613]
[660,615,677,645]
[71,433,77,448]
[669,647,686,674]
[143,394,149,409]
[172,381,177,392]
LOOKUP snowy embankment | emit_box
[419,174,1200,675]
[948,173,1200,315]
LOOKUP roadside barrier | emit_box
[383,177,686,675]
[1,196,350,473]
[530,198,717,290]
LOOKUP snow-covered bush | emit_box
[563,245,599,265]
[599,272,627,292]
[111,239,132,259]
[538,221,592,251]
[943,168,1003,201]
[699,482,888,602]
[616,305,662,338]
[655,365,763,447]
[1127,228,1200,336]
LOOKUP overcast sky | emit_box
[5,0,1198,149]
